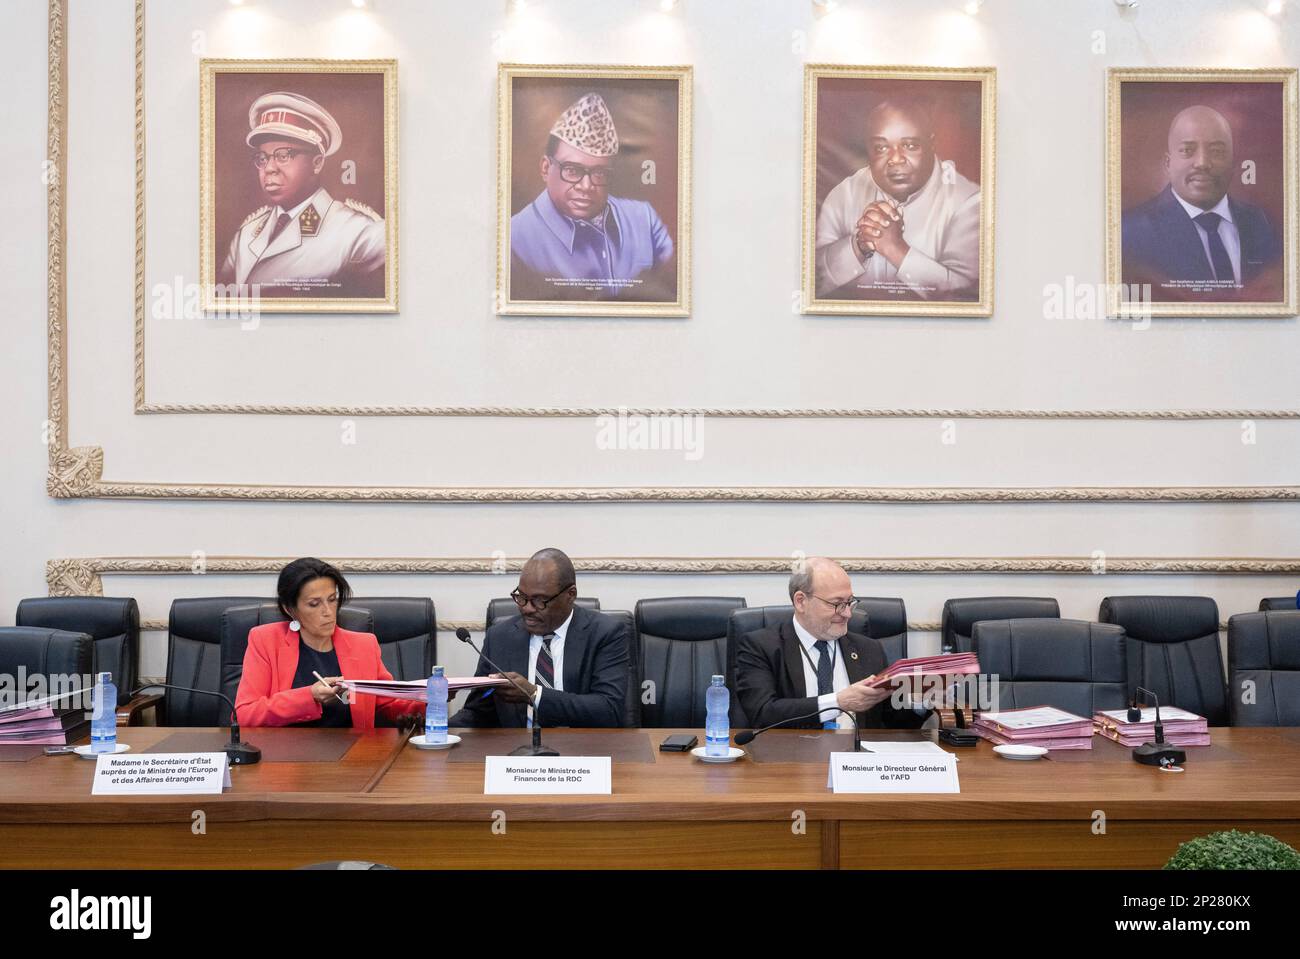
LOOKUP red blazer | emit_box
[235,621,423,729]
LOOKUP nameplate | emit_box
[828,751,959,794]
[91,753,232,795]
[483,756,612,795]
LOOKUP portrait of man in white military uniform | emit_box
[215,90,387,301]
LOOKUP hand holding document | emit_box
[338,676,510,702]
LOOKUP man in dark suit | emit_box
[735,557,930,731]
[1122,105,1281,295]
[451,548,628,728]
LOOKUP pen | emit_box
[312,671,349,705]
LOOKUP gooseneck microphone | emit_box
[455,627,558,757]
[131,682,262,765]
[1130,686,1186,769]
[734,706,861,751]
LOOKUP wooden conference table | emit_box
[1,726,1298,869]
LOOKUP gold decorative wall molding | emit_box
[50,553,1298,631]
[43,0,1300,504]
[44,481,1300,502]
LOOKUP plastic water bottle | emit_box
[90,671,117,754]
[425,665,448,744]
[705,675,730,757]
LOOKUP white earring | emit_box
[289,619,301,632]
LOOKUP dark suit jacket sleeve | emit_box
[448,634,500,728]
[534,617,629,728]
[735,629,818,729]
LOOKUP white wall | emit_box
[2,0,1298,681]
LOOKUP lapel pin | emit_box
[850,651,859,661]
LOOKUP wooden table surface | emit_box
[2,726,1298,868]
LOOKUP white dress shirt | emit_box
[814,155,981,299]
[1171,190,1242,284]
[791,616,853,730]
[525,608,572,724]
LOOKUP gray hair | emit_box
[789,564,813,601]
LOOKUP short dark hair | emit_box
[277,557,352,618]
[528,547,576,590]
[545,134,563,159]
[868,96,937,137]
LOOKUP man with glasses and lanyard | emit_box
[450,548,629,728]
[736,557,931,731]
[509,92,674,300]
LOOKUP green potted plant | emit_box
[1164,830,1300,870]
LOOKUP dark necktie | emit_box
[534,633,556,690]
[813,640,834,695]
[814,640,836,729]
[1193,211,1234,283]
[265,211,292,245]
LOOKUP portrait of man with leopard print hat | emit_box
[502,68,689,315]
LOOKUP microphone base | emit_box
[509,743,560,757]
[225,741,262,765]
[1132,741,1185,767]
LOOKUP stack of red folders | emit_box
[1093,707,1210,747]
[862,652,980,688]
[0,701,90,746]
[972,706,1095,750]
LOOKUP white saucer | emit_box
[410,734,460,750]
[993,744,1047,760]
[74,743,131,759]
[691,745,744,763]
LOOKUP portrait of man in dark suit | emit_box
[451,548,629,728]
[1122,105,1281,300]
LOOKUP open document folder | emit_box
[339,676,511,702]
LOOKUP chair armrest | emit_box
[116,692,163,727]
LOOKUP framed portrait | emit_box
[1106,68,1297,318]
[802,65,996,317]
[496,63,692,317]
[199,59,398,313]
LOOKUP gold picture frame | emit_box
[199,58,399,314]
[496,63,692,317]
[801,64,996,317]
[1105,68,1298,318]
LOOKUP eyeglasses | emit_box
[808,594,860,615]
[510,586,574,611]
[552,161,613,186]
[252,148,311,169]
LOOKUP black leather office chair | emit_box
[164,597,267,725]
[0,627,93,710]
[218,603,374,717]
[941,597,1060,654]
[15,596,139,706]
[597,609,638,728]
[1098,595,1228,726]
[635,597,746,728]
[1227,610,1300,726]
[484,596,600,630]
[1259,596,1298,611]
[349,597,436,681]
[972,618,1128,717]
[724,601,903,727]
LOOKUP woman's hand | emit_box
[310,675,346,705]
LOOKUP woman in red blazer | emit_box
[235,558,424,729]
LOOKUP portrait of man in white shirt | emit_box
[814,95,981,302]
